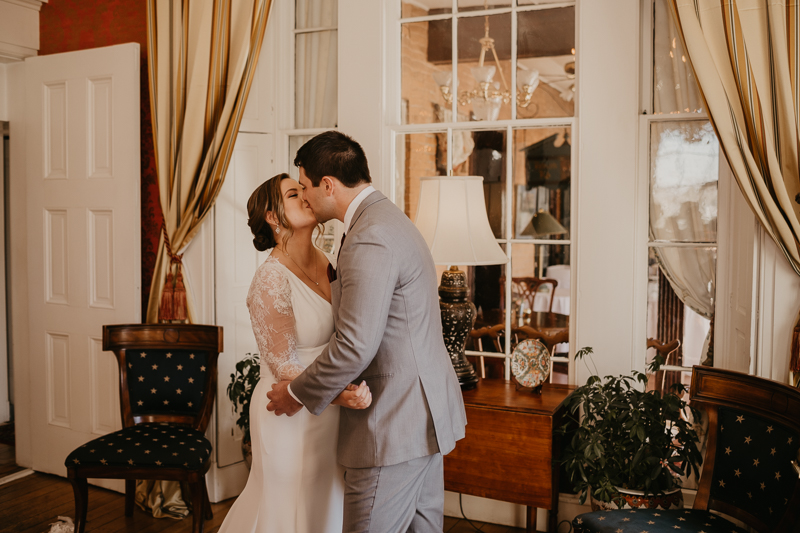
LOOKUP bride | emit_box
[218,173,372,533]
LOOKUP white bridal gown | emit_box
[219,250,343,533]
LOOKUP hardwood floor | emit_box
[0,443,524,533]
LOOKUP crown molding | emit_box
[1,0,47,11]
[0,42,36,63]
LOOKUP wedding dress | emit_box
[218,250,342,533]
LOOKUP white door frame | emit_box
[8,59,33,465]
[0,119,9,425]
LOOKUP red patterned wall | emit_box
[40,0,163,319]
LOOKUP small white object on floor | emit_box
[47,516,74,533]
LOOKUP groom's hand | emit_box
[266,380,303,416]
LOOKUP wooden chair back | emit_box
[102,324,223,434]
[500,276,560,316]
[690,366,800,531]
[647,337,681,393]
[468,324,569,380]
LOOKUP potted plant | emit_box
[227,353,260,469]
[561,347,703,510]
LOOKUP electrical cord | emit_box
[457,496,575,533]
[457,493,484,532]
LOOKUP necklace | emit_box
[279,247,319,286]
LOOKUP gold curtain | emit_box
[146,0,272,323]
[667,0,800,276]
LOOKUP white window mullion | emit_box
[504,124,514,379]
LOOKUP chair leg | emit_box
[69,476,89,533]
[125,479,135,516]
[191,481,205,533]
[202,478,213,519]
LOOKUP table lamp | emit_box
[414,176,508,390]
[521,209,568,277]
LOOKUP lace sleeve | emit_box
[246,259,305,381]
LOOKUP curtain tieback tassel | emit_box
[159,271,175,322]
[173,269,187,321]
[160,222,187,323]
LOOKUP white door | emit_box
[215,132,273,468]
[25,44,141,479]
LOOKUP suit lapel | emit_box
[347,191,385,234]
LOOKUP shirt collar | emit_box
[343,185,376,234]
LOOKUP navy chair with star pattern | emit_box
[573,365,800,533]
[65,324,223,533]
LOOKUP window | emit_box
[396,0,576,382]
[284,0,339,252]
[642,0,717,393]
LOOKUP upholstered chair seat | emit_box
[66,423,212,470]
[573,508,747,532]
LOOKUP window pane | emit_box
[456,13,512,121]
[466,244,507,379]
[650,120,718,243]
[653,0,702,114]
[517,7,575,118]
[402,21,452,125]
[512,127,571,238]
[470,245,506,329]
[469,129,507,238]
[401,0,452,18]
[646,246,715,378]
[296,0,337,29]
[399,132,448,222]
[458,0,511,11]
[295,31,338,129]
[288,135,315,180]
[511,242,570,314]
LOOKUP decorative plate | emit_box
[511,339,551,388]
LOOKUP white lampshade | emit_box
[471,95,502,121]
[414,176,508,266]
[471,66,496,84]
[517,68,540,90]
[433,69,453,88]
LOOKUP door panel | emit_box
[25,44,141,480]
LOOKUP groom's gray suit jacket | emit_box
[290,190,467,469]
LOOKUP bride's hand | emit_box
[332,381,372,409]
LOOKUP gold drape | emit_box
[135,480,190,519]
[145,0,272,322]
[668,0,800,276]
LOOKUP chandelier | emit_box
[433,3,540,121]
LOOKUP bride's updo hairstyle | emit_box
[247,173,292,252]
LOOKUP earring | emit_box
[275,226,280,235]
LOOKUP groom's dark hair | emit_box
[294,131,372,188]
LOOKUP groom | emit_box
[267,131,467,532]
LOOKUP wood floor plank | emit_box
[1,461,518,533]
[0,472,51,500]
[0,475,65,511]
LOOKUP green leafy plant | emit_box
[226,353,261,445]
[560,347,703,506]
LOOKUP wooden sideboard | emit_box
[444,379,575,532]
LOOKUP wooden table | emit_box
[444,379,575,532]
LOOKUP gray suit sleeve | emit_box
[290,227,397,415]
